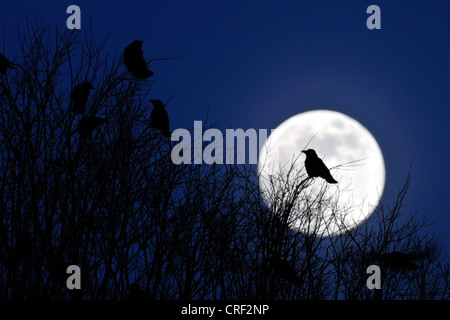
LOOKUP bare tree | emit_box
[0,21,448,300]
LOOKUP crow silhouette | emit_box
[302,149,337,183]
[123,40,154,79]
[75,116,106,137]
[266,257,304,286]
[0,53,16,74]
[71,81,94,114]
[150,99,170,138]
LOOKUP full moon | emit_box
[258,110,385,237]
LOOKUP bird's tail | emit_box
[326,176,338,184]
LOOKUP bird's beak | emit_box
[301,150,306,153]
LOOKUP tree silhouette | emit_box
[0,21,449,300]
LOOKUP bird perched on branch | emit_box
[75,116,106,137]
[302,149,337,184]
[150,99,170,138]
[0,53,16,74]
[123,40,154,79]
[71,81,94,114]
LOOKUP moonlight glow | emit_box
[258,110,386,237]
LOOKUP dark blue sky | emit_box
[2,1,449,248]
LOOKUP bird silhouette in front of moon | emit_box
[302,149,337,184]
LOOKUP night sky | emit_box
[1,1,449,251]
